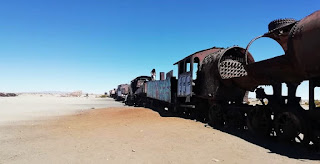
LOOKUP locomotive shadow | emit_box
[146,106,320,160]
[217,128,320,160]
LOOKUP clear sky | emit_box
[0,0,319,98]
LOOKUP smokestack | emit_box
[160,72,165,80]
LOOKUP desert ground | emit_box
[0,95,319,164]
[0,94,125,124]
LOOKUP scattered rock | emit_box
[212,158,220,162]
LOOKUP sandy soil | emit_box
[0,100,319,163]
[0,94,126,124]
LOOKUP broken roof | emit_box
[173,46,224,65]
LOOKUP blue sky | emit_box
[0,0,319,98]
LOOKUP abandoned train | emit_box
[116,11,320,148]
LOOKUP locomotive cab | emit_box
[125,76,151,106]
[174,47,223,102]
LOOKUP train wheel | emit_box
[247,107,272,137]
[311,131,320,150]
[225,108,244,129]
[208,104,224,128]
[173,105,179,113]
[275,112,307,143]
[137,98,143,107]
[127,96,133,106]
[142,97,148,108]
[145,98,151,108]
[195,102,208,122]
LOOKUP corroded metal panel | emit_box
[129,76,151,95]
[117,84,129,96]
[117,90,122,97]
[177,72,192,97]
[243,10,320,85]
[160,72,165,80]
[146,78,171,103]
[197,46,251,101]
[174,47,222,65]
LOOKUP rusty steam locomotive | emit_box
[115,11,320,148]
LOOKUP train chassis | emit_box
[122,10,320,150]
[202,79,320,147]
[140,79,320,149]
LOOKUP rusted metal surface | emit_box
[113,11,320,149]
[244,55,296,87]
[242,10,320,88]
[146,78,172,103]
[117,84,129,97]
[166,70,173,79]
[160,72,165,80]
[129,76,151,95]
[174,46,255,101]
[174,47,223,98]
[177,72,192,97]
[125,76,151,105]
[219,59,247,79]
[288,10,320,79]
[197,46,254,101]
[239,11,320,146]
[264,18,297,52]
[173,47,223,65]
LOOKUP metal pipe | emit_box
[244,35,263,64]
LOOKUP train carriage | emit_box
[142,71,178,110]
[115,84,129,101]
